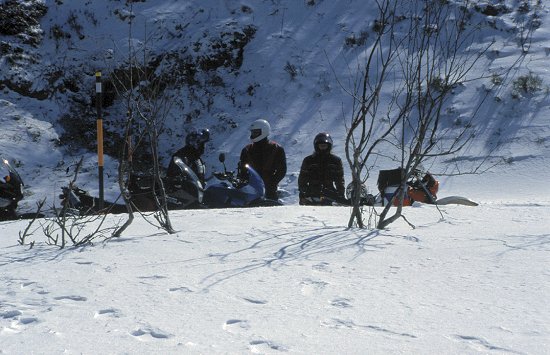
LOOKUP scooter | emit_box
[0,157,24,221]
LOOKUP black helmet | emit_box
[186,128,210,149]
[314,132,333,152]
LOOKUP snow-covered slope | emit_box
[1,0,547,210]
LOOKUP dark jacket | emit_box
[166,145,206,185]
[239,138,286,200]
[298,151,345,199]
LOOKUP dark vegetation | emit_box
[0,1,257,163]
[0,0,47,44]
[57,24,257,160]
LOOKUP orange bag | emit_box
[407,174,439,203]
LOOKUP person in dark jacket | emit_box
[167,128,210,185]
[239,119,286,200]
[298,132,345,205]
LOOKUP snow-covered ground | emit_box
[1,0,549,353]
[1,204,549,354]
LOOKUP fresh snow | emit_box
[1,0,549,354]
[1,204,549,354]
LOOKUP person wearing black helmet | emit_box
[298,132,345,205]
[239,119,287,200]
[167,128,210,185]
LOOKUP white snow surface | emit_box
[1,205,549,354]
[1,0,550,354]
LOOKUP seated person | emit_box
[298,132,345,205]
[239,119,286,200]
[166,128,210,185]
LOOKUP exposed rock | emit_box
[474,3,511,17]
[0,0,47,46]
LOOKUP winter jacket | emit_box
[298,151,345,202]
[239,138,286,200]
[166,145,206,185]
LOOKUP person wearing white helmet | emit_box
[167,128,211,185]
[239,119,286,200]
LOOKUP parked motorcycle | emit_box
[377,167,478,207]
[203,153,281,208]
[61,153,281,214]
[0,157,24,221]
[61,157,203,214]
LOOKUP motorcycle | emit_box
[61,153,281,214]
[202,153,282,208]
[378,167,479,207]
[0,157,24,221]
[61,157,204,214]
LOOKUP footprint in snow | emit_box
[249,339,287,353]
[54,295,87,302]
[168,286,194,293]
[94,308,122,318]
[18,280,48,294]
[330,297,353,308]
[222,319,251,334]
[1,323,37,336]
[0,310,39,333]
[137,275,167,280]
[131,326,172,340]
[312,262,330,272]
[1,310,22,319]
[300,278,328,296]
[243,297,267,304]
[320,318,355,329]
[18,317,38,325]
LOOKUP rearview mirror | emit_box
[218,153,226,163]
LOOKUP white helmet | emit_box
[249,119,271,142]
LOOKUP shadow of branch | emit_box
[200,226,391,289]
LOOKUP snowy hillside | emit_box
[0,0,547,210]
[0,0,549,353]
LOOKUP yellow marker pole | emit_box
[95,71,104,210]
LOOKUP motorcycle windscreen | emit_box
[0,157,24,200]
[172,157,204,202]
[238,165,265,204]
[0,157,25,185]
